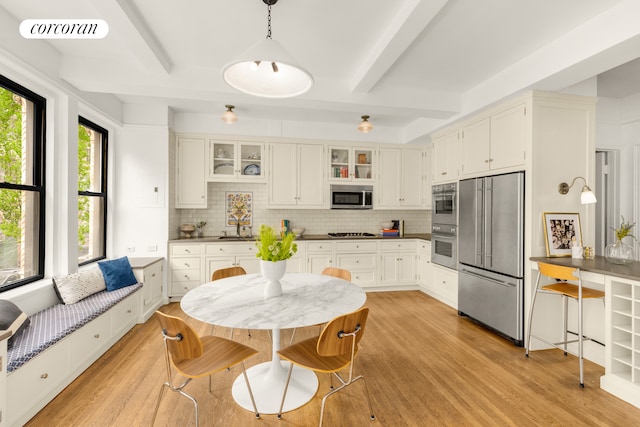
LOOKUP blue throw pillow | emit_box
[98,257,138,291]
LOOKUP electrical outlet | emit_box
[126,246,135,252]
[147,245,157,252]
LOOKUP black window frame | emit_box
[0,74,46,291]
[78,116,108,266]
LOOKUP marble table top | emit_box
[180,272,366,330]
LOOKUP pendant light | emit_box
[358,115,373,133]
[221,105,238,124]
[222,0,313,98]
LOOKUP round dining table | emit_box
[180,272,366,414]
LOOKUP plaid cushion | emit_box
[7,283,142,372]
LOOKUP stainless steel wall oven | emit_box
[431,223,457,269]
[432,183,457,225]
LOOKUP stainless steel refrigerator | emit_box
[458,171,525,345]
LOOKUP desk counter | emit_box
[532,255,640,409]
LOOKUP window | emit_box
[0,75,46,291]
[78,117,107,265]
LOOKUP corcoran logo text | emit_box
[19,19,109,39]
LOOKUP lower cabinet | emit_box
[205,243,261,280]
[379,240,417,287]
[169,243,202,297]
[417,240,432,287]
[130,257,164,322]
[429,264,458,309]
[335,241,378,287]
[306,241,335,274]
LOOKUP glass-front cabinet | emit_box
[328,146,375,182]
[208,139,265,182]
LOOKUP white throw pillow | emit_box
[53,267,106,304]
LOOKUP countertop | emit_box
[530,255,640,282]
[169,233,431,243]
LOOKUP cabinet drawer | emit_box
[417,240,431,252]
[170,257,200,270]
[171,244,201,256]
[335,241,378,252]
[172,269,201,283]
[337,253,377,269]
[7,338,71,419]
[172,281,201,295]
[307,242,333,253]
[112,295,139,335]
[70,313,111,367]
[205,243,256,255]
[380,240,416,251]
[351,270,377,285]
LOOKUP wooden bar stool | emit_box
[525,262,604,387]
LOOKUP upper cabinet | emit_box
[460,104,526,177]
[268,142,325,208]
[377,148,424,209]
[176,137,207,208]
[423,145,433,208]
[208,139,265,182]
[432,130,459,183]
[328,146,375,182]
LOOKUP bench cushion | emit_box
[7,283,142,372]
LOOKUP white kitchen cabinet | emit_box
[423,146,433,208]
[205,243,261,280]
[268,142,325,208]
[208,139,265,182]
[379,240,416,287]
[377,148,424,209]
[431,264,458,309]
[432,130,459,183]
[0,331,8,427]
[328,146,375,182]
[306,241,335,274]
[169,243,202,297]
[416,240,432,288]
[335,240,378,287]
[176,137,207,208]
[130,257,164,322]
[460,104,526,176]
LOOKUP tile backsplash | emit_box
[175,182,431,238]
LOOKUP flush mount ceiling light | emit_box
[221,104,238,124]
[558,176,597,204]
[222,0,313,98]
[358,115,373,133]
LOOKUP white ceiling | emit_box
[2,0,640,140]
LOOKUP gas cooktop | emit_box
[327,232,376,238]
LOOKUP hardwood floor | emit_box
[26,291,640,426]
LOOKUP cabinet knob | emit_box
[94,334,100,339]
[184,274,189,279]
[484,159,489,163]
[184,263,190,267]
[185,249,190,253]
[152,273,156,277]
[127,309,132,314]
[41,373,49,379]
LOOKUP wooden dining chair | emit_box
[152,311,260,426]
[526,262,605,387]
[211,266,252,338]
[321,267,351,281]
[277,307,375,426]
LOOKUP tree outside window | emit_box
[78,117,107,265]
[0,76,45,290]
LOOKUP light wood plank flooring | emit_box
[26,291,640,426]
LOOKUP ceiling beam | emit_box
[350,0,449,94]
[88,0,172,75]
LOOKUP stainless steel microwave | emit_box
[330,185,373,209]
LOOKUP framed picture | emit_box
[542,212,582,257]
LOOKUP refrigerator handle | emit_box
[475,181,484,265]
[485,177,493,269]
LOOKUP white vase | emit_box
[260,259,287,299]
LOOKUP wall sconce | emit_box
[221,105,238,124]
[358,115,373,133]
[558,176,597,204]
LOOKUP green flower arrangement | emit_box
[255,224,298,262]
[613,216,636,241]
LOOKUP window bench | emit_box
[3,284,142,426]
